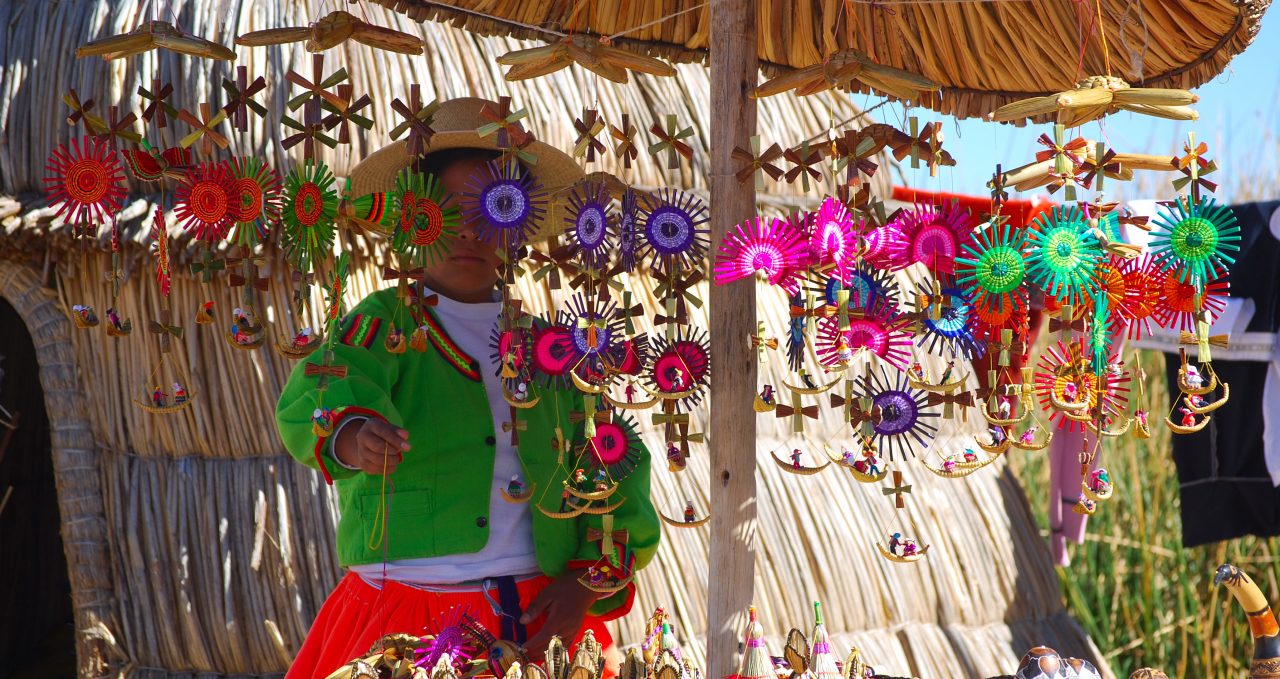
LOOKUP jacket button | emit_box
[476,516,488,528]
[485,435,496,445]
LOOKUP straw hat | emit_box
[348,97,585,243]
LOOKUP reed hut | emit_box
[0,1,1264,678]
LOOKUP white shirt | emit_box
[349,287,540,585]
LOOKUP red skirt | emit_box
[288,572,616,679]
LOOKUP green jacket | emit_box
[275,288,659,620]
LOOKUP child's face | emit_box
[424,156,505,302]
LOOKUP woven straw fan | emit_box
[990,75,1198,127]
[498,35,677,84]
[751,50,938,101]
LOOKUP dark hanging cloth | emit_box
[1167,200,1280,547]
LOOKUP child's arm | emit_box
[275,291,403,483]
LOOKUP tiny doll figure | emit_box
[908,362,925,381]
[107,307,123,330]
[887,532,902,555]
[1179,406,1197,427]
[683,501,696,523]
[1135,410,1149,428]
[939,360,956,384]
[759,384,775,405]
[790,448,803,469]
[962,448,978,463]
[1184,365,1205,389]
[624,382,636,403]
[942,455,958,473]
[862,447,881,476]
[834,339,854,365]
[1019,426,1039,445]
[172,382,187,404]
[1063,381,1079,403]
[292,327,313,348]
[901,539,919,557]
[841,448,856,465]
[152,385,167,407]
[196,301,215,325]
[1090,468,1111,494]
[507,475,525,496]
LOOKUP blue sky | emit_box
[857,13,1280,202]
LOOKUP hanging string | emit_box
[367,441,391,551]
[604,3,709,42]
[1094,0,1113,77]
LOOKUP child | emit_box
[276,98,658,679]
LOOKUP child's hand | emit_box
[519,569,600,658]
[335,418,409,475]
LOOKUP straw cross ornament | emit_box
[616,292,644,336]
[775,392,819,433]
[833,130,879,182]
[321,84,374,145]
[586,517,628,558]
[63,89,106,135]
[1034,124,1089,199]
[178,103,230,155]
[148,310,184,353]
[648,114,694,170]
[305,351,349,391]
[281,105,338,160]
[227,253,270,291]
[1180,318,1229,363]
[390,85,440,158]
[751,321,778,363]
[609,114,639,169]
[990,164,1009,207]
[286,55,349,112]
[1078,142,1120,191]
[221,67,268,131]
[652,269,704,316]
[189,251,226,283]
[503,406,527,445]
[571,397,613,439]
[1172,133,1218,200]
[882,471,912,509]
[988,329,1027,367]
[651,407,689,442]
[477,97,536,163]
[573,109,607,162]
[95,106,142,150]
[925,390,974,419]
[138,80,177,128]
[732,136,785,188]
[1049,305,1086,339]
[783,141,823,192]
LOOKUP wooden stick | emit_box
[708,0,758,677]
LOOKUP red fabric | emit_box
[890,185,1055,229]
[287,573,617,679]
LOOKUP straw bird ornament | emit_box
[751,49,938,102]
[497,34,676,84]
[236,9,424,55]
[990,75,1198,127]
[77,20,235,61]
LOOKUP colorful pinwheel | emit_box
[174,161,235,242]
[955,219,1030,325]
[463,159,547,251]
[1153,263,1229,332]
[566,181,615,270]
[1025,206,1103,306]
[43,136,126,231]
[228,156,281,246]
[392,169,458,266]
[1148,197,1240,285]
[582,414,645,481]
[1116,254,1164,340]
[280,161,339,272]
[1032,339,1130,431]
[859,367,939,461]
[913,284,985,360]
[640,189,710,274]
[649,327,712,408]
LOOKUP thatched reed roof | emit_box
[373,0,1270,121]
[0,0,890,256]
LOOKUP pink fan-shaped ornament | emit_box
[888,202,977,274]
[808,197,860,281]
[713,215,807,291]
[862,218,907,270]
[814,301,912,371]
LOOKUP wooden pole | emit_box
[707,0,758,677]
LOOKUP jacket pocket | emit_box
[357,487,435,557]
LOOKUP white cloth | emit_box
[351,286,540,585]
